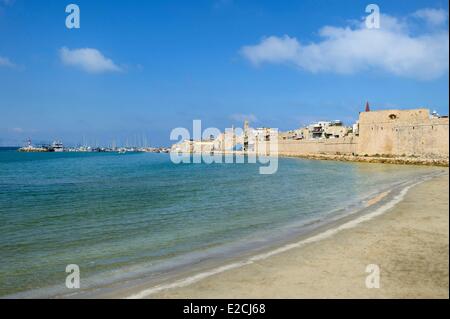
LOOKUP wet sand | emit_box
[147,172,449,299]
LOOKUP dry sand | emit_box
[149,172,449,299]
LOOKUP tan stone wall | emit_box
[276,109,448,159]
[277,136,358,156]
[171,108,449,160]
[357,109,449,158]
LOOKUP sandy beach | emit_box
[146,171,449,299]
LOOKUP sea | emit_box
[0,148,445,298]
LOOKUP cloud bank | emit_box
[412,8,448,26]
[59,47,122,74]
[240,9,449,80]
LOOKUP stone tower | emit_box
[243,120,249,152]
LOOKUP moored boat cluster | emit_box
[18,139,170,154]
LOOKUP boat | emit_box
[18,139,48,152]
[51,141,64,152]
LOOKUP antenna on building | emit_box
[365,101,370,112]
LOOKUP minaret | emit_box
[232,125,235,151]
[243,120,249,152]
[365,101,370,112]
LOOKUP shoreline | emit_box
[59,172,420,299]
[147,171,448,299]
[176,151,449,167]
[281,153,449,167]
[115,170,448,299]
[1,165,446,299]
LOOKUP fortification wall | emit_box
[172,108,448,160]
[276,109,449,159]
[277,136,358,156]
[357,109,449,158]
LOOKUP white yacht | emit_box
[51,141,64,152]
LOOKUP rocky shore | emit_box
[282,153,449,167]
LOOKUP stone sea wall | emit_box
[277,109,449,161]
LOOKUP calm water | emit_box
[0,149,442,297]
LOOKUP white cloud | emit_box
[240,10,449,81]
[230,113,258,123]
[0,56,16,68]
[413,8,448,26]
[59,47,122,74]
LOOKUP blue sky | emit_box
[0,0,448,146]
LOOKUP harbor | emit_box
[17,139,170,154]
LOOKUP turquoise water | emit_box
[0,150,441,297]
